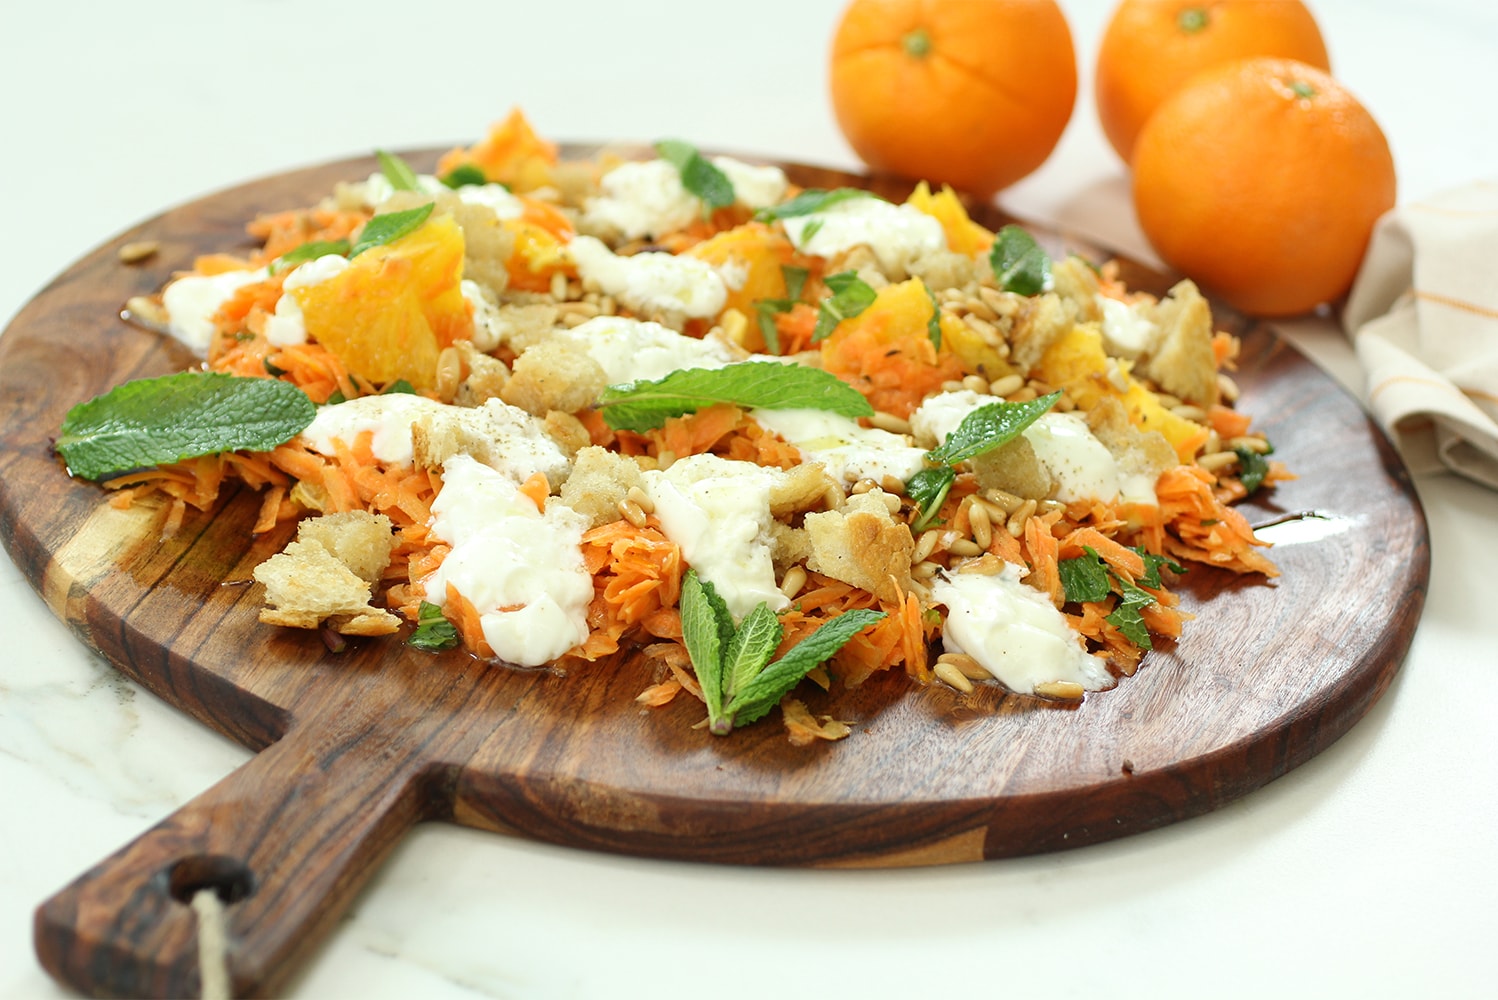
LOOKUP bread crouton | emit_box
[908,249,985,294]
[500,335,608,415]
[1086,396,1177,495]
[769,461,836,518]
[1009,292,1079,374]
[558,445,645,527]
[971,435,1056,501]
[803,491,914,604]
[411,398,572,484]
[253,511,400,635]
[450,340,510,407]
[1138,280,1219,408]
[1049,256,1103,324]
[769,522,812,573]
[486,303,561,356]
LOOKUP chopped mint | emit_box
[1058,547,1113,604]
[754,187,878,222]
[812,271,877,342]
[750,265,813,355]
[990,224,1050,296]
[726,608,886,726]
[906,466,956,532]
[925,392,1060,465]
[596,361,873,432]
[924,280,943,350]
[376,149,421,192]
[439,164,489,189]
[273,239,350,273]
[408,601,460,651]
[678,569,885,735]
[656,139,735,213]
[1234,445,1272,495]
[350,203,435,258]
[56,372,316,481]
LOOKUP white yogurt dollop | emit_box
[424,455,592,666]
[568,235,727,319]
[641,454,787,619]
[780,196,945,274]
[932,566,1112,694]
[749,408,926,485]
[161,268,269,356]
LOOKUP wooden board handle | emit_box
[33,714,437,998]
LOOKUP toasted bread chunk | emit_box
[803,491,914,604]
[972,435,1056,501]
[543,410,592,459]
[450,340,511,407]
[769,522,813,573]
[558,445,645,527]
[411,398,573,484]
[488,302,561,355]
[1139,280,1219,408]
[1049,256,1103,324]
[293,510,398,583]
[1086,396,1177,492]
[501,335,608,415]
[908,249,984,294]
[253,511,401,635]
[769,462,836,518]
[1009,292,1078,374]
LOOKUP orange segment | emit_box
[294,214,472,391]
[436,108,557,193]
[819,277,966,418]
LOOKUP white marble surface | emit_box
[2,1,1496,996]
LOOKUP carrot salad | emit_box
[85,109,1293,739]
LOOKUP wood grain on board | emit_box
[0,149,1428,997]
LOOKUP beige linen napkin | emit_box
[1343,180,1498,490]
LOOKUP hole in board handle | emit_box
[165,855,256,905]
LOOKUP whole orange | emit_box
[1132,58,1396,317]
[1095,0,1329,163]
[829,0,1077,199]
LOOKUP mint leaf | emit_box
[906,466,956,532]
[812,271,877,342]
[726,609,886,726]
[1135,548,1185,590]
[350,203,434,257]
[754,300,787,355]
[1058,547,1112,604]
[274,239,350,273]
[656,139,735,213]
[755,187,878,222]
[57,372,316,481]
[721,602,784,702]
[1106,581,1156,650]
[1233,446,1271,495]
[680,570,735,733]
[376,149,421,192]
[408,601,459,651]
[926,392,1060,465]
[750,266,813,355]
[781,264,809,302]
[439,164,489,189]
[924,281,942,350]
[990,224,1050,295]
[597,361,873,431]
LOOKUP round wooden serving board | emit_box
[1,149,1428,998]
